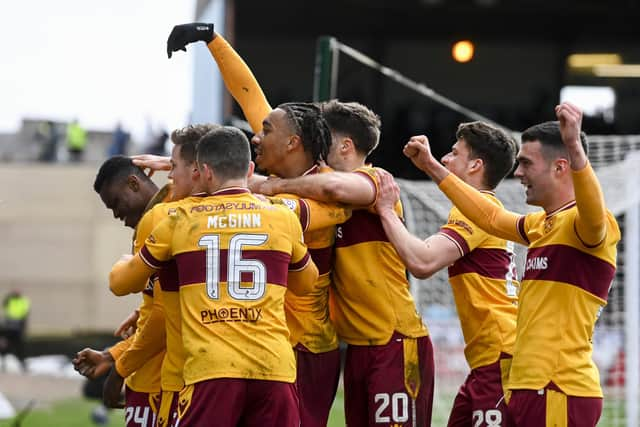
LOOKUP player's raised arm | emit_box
[206,32,272,133]
[407,135,527,245]
[556,102,607,246]
[166,22,272,133]
[258,171,377,207]
[375,170,462,279]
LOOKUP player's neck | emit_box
[342,154,367,172]
[210,178,247,194]
[542,185,575,214]
[279,154,315,178]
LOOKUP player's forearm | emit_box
[114,306,166,378]
[288,257,319,296]
[108,337,132,360]
[415,156,451,184]
[207,35,272,133]
[439,174,526,244]
[272,173,375,206]
[572,162,607,246]
[378,209,439,279]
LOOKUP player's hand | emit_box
[555,102,587,169]
[403,135,436,172]
[114,309,139,339]
[103,368,126,409]
[73,348,114,379]
[131,154,171,177]
[555,102,583,148]
[256,176,281,196]
[167,23,215,58]
[374,169,400,215]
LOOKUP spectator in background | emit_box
[147,129,169,156]
[66,119,88,162]
[108,122,130,157]
[35,120,59,162]
[1,290,30,371]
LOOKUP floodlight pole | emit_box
[313,36,339,102]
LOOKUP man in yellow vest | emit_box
[1,290,30,371]
[67,119,88,162]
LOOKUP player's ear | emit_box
[246,161,255,179]
[469,158,483,173]
[341,137,354,154]
[554,159,569,175]
[287,134,302,152]
[127,175,140,192]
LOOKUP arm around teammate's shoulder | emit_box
[262,171,376,207]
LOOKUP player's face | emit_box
[99,180,147,229]
[251,109,291,176]
[513,141,555,208]
[441,139,473,181]
[169,145,196,200]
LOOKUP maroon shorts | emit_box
[295,345,341,427]
[155,390,179,427]
[507,383,603,427]
[124,386,159,427]
[178,378,299,427]
[344,333,434,427]
[447,354,511,427]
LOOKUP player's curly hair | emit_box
[93,155,150,193]
[171,124,222,164]
[320,100,381,156]
[277,102,332,164]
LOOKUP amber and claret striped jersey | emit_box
[140,188,315,386]
[439,192,519,370]
[136,199,185,392]
[331,167,428,345]
[282,165,344,353]
[510,201,619,396]
[437,165,621,397]
[111,185,173,393]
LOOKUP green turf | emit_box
[0,393,627,426]
[0,399,124,427]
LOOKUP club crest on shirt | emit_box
[544,216,554,234]
[280,198,298,212]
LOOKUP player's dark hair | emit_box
[456,121,518,189]
[277,102,332,164]
[320,100,381,156]
[197,126,251,181]
[521,121,589,159]
[171,124,221,164]
[93,155,150,194]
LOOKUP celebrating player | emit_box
[109,126,319,426]
[404,103,620,426]
[374,121,519,426]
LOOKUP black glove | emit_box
[166,23,214,58]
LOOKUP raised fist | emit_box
[167,23,214,58]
